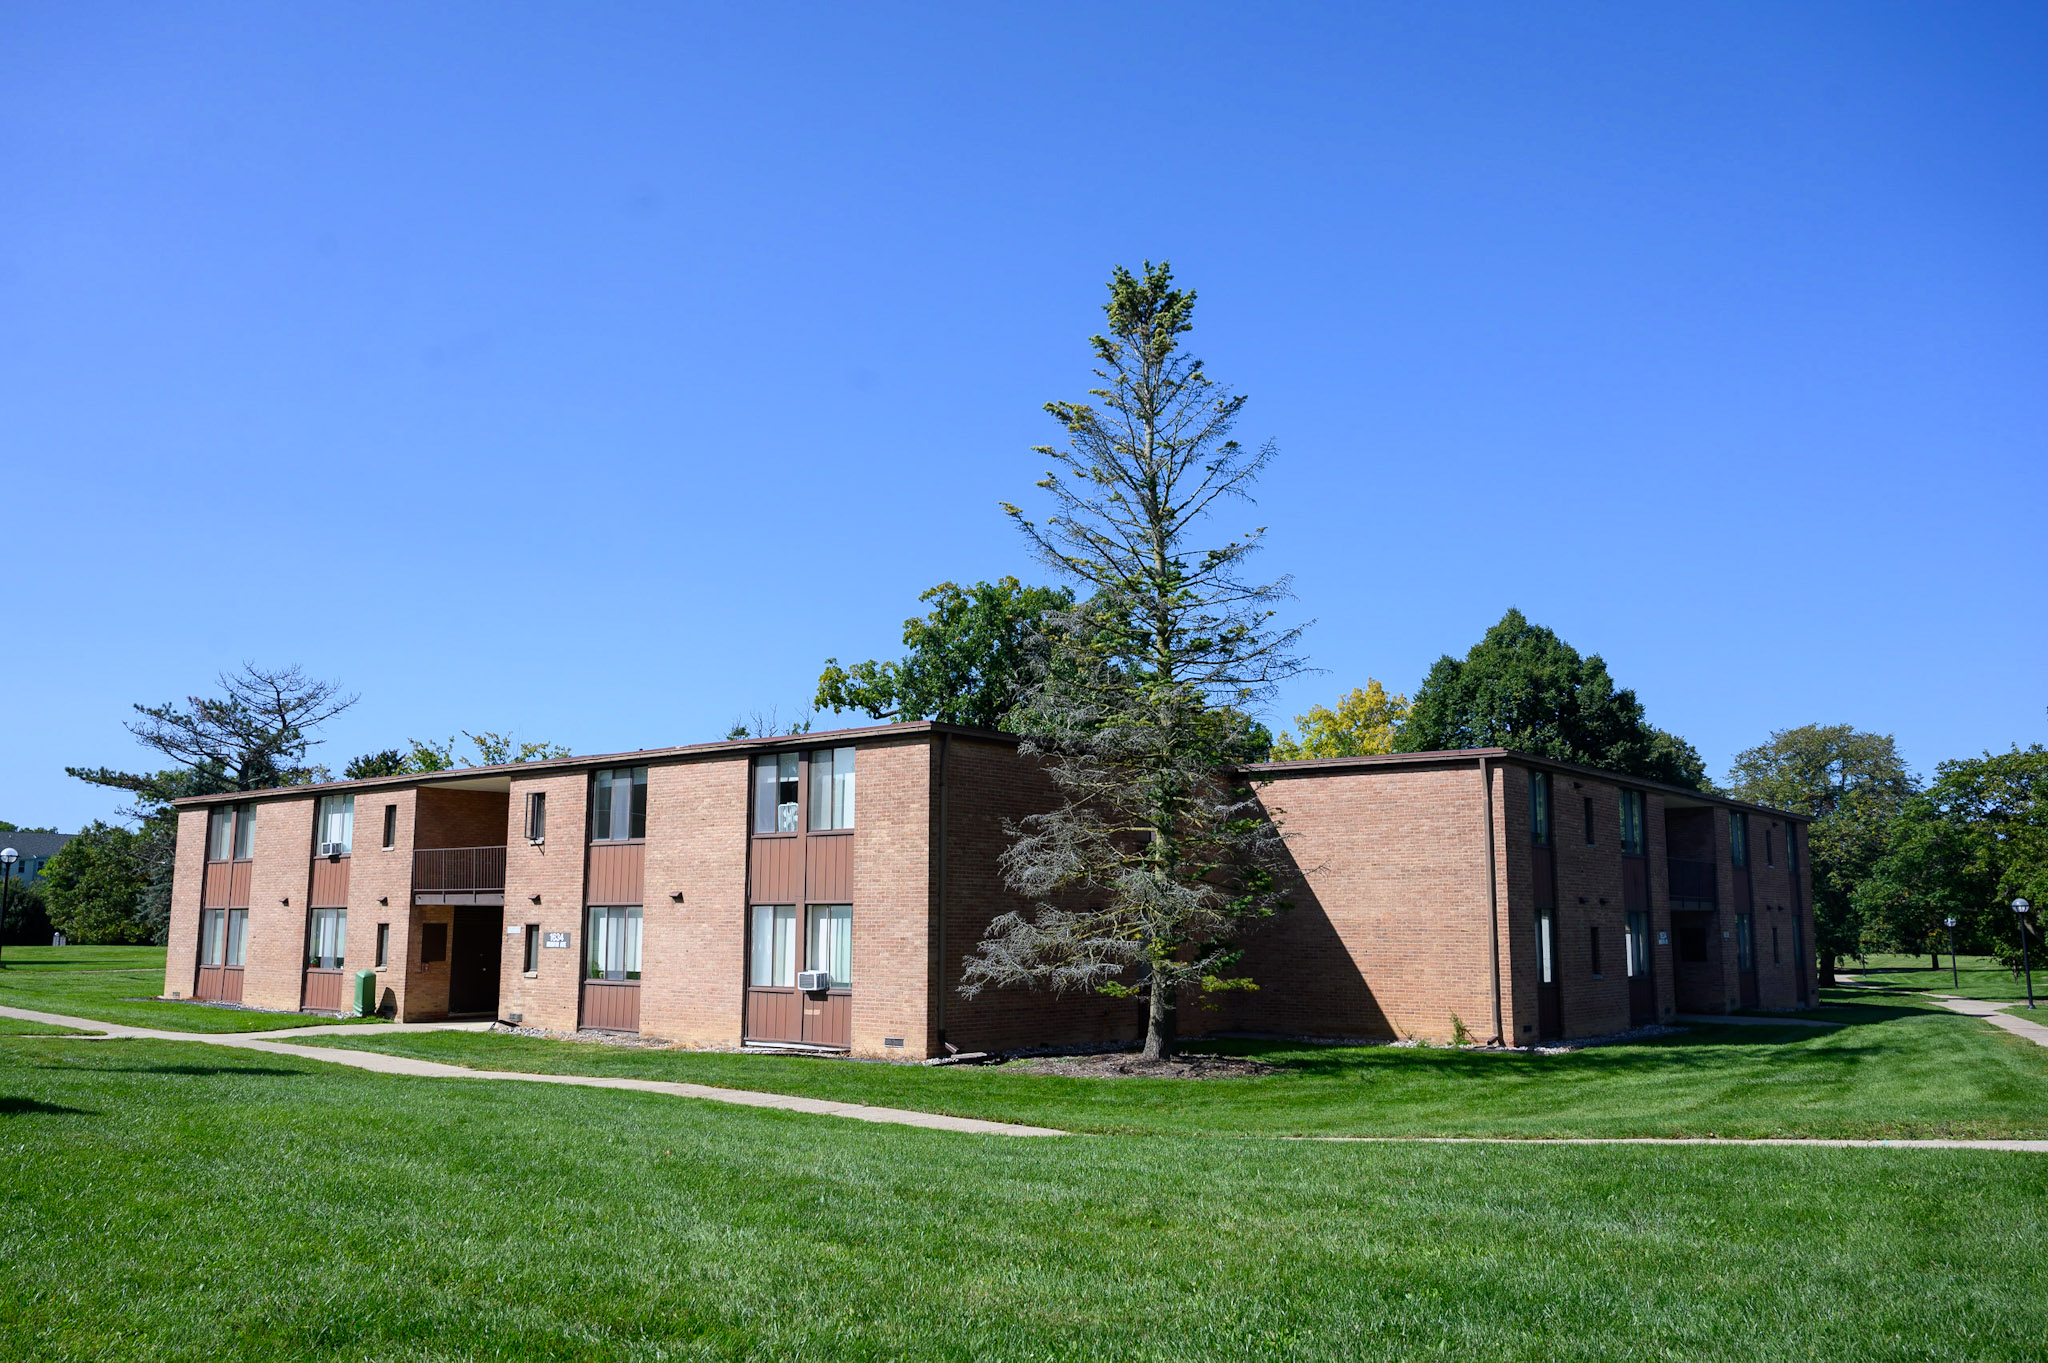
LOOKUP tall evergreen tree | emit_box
[961,263,1305,1062]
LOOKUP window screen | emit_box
[809,748,856,830]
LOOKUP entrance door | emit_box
[1535,908,1561,1040]
[1736,912,1759,1007]
[1625,910,1655,1026]
[449,907,504,1015]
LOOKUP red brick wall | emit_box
[938,736,1145,1055]
[415,788,509,850]
[1208,763,1500,1045]
[846,736,935,1058]
[638,756,750,1045]
[498,771,589,1030]
[349,788,419,1018]
[161,807,210,998]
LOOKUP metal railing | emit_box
[412,845,507,893]
[1667,857,1717,904]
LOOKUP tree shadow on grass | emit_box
[78,1063,310,1079]
[0,1097,93,1116]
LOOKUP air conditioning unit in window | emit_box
[318,841,346,858]
[796,970,831,992]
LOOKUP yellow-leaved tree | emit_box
[1271,680,1410,759]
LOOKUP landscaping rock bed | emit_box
[999,1050,1282,1079]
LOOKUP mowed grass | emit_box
[1850,953,2042,1002]
[0,947,352,1033]
[0,1014,93,1036]
[298,990,2048,1141]
[2,1033,2044,1362]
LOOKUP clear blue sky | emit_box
[4,3,2044,831]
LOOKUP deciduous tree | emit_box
[960,262,1304,1062]
[1270,680,1409,759]
[1396,609,1709,790]
[39,822,152,944]
[1725,724,1918,978]
[815,577,1075,730]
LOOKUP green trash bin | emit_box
[350,969,377,1019]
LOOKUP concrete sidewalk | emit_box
[0,1003,1065,1137]
[1924,994,2048,1049]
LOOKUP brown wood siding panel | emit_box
[302,968,345,1012]
[1532,846,1555,910]
[804,834,853,903]
[202,862,230,909]
[744,987,802,1042]
[581,979,641,1032]
[586,843,645,906]
[803,990,852,1048]
[309,857,350,908]
[1732,871,1752,914]
[749,837,802,903]
[227,860,253,908]
[1622,856,1648,911]
[194,965,243,1003]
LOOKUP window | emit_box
[1729,811,1748,868]
[1529,771,1550,846]
[314,794,354,854]
[382,804,397,850]
[1618,790,1646,857]
[200,907,247,967]
[375,923,390,969]
[754,754,800,833]
[1786,826,1799,874]
[1589,925,1603,977]
[207,804,256,861]
[524,791,547,843]
[1764,828,1774,867]
[306,908,347,969]
[1582,797,1596,846]
[421,922,448,964]
[1536,909,1555,985]
[806,904,852,988]
[590,768,647,842]
[750,904,797,986]
[808,748,856,830]
[1736,913,1754,972]
[524,923,540,973]
[1625,911,1651,978]
[586,905,642,980]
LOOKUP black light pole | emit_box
[0,848,17,969]
[1945,916,1959,990]
[2015,899,2035,1010]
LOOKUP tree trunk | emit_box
[1931,950,1942,970]
[1140,977,1173,1062]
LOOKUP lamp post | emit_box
[0,848,16,969]
[2016,899,2035,1011]
[1944,916,1959,990]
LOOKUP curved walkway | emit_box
[5,1001,2044,1151]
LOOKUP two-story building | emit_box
[163,724,1815,1057]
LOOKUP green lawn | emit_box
[295,990,2048,1141]
[1848,953,2044,1002]
[2,1032,2043,1362]
[0,1014,93,1036]
[0,949,356,1033]
[2005,1002,2046,1025]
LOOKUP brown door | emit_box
[1535,908,1562,1041]
[449,907,503,1015]
[1626,911,1655,1026]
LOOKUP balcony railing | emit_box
[413,845,507,893]
[1667,857,1717,905]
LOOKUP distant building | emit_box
[1,831,72,883]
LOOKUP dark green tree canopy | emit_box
[1726,724,1918,970]
[1395,609,1708,789]
[815,577,1075,731]
[39,821,153,945]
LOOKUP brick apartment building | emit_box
[164,723,1815,1057]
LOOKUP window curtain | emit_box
[233,805,257,859]
[200,908,223,966]
[317,795,354,852]
[808,747,856,830]
[307,908,346,968]
[806,904,851,987]
[587,906,642,979]
[750,904,795,986]
[207,812,233,862]
[226,908,247,966]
